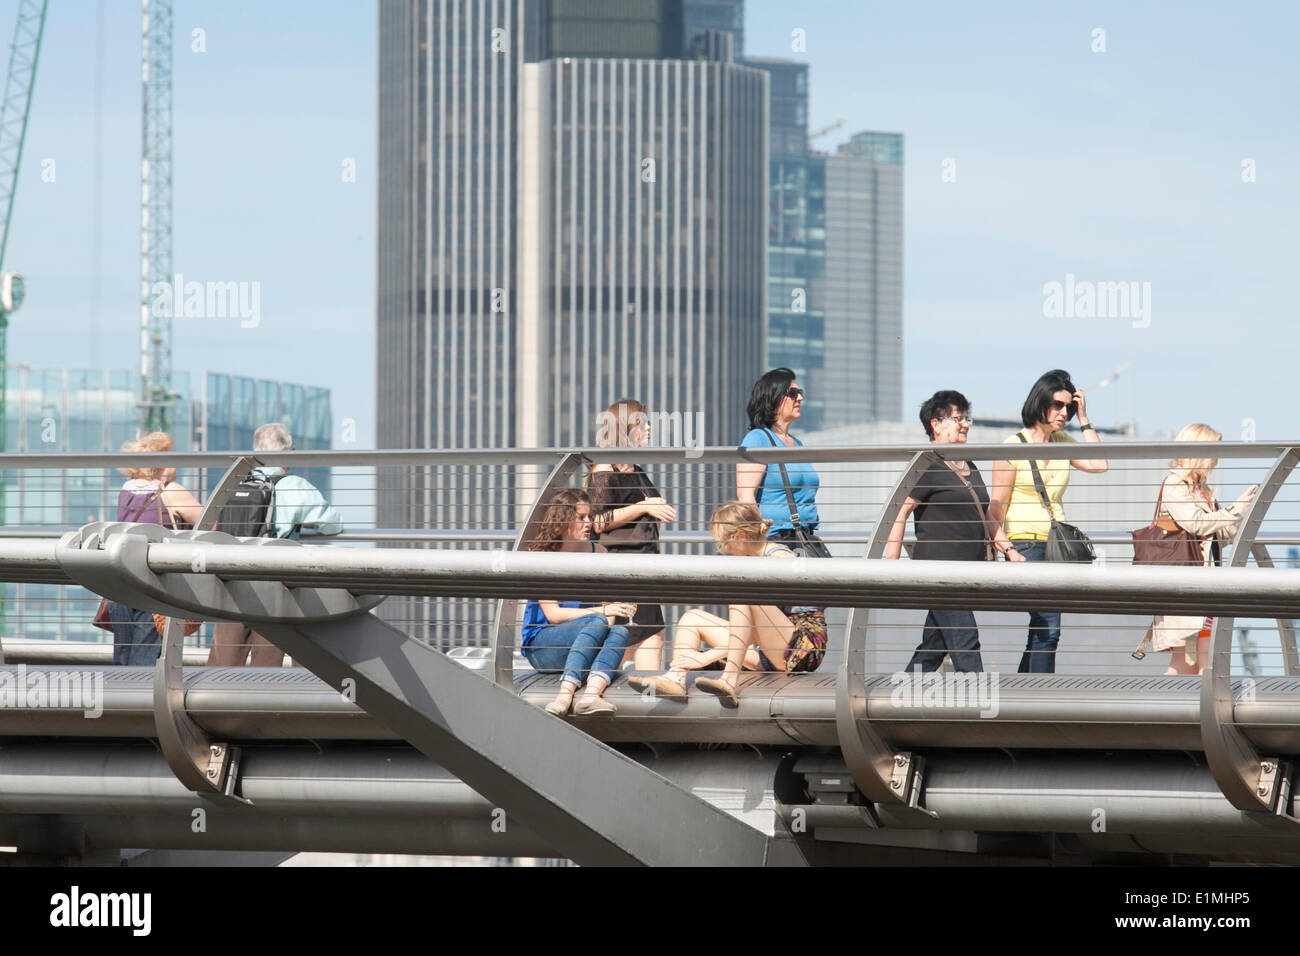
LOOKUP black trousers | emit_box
[905,608,983,673]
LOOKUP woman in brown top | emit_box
[587,398,676,671]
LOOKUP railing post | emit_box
[1247,542,1300,677]
[1201,446,1300,816]
[491,453,587,689]
[835,450,937,805]
[153,455,257,804]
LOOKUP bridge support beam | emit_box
[254,612,790,866]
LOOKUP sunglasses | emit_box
[1048,400,1077,417]
[786,387,805,401]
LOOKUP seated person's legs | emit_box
[207,621,254,667]
[247,630,286,668]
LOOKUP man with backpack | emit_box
[206,423,343,667]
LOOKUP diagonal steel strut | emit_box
[252,613,781,866]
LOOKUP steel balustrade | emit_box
[0,441,1297,860]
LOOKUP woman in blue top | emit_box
[522,488,633,717]
[736,368,820,539]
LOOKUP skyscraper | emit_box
[375,0,767,647]
[746,58,827,431]
[819,131,904,427]
[683,0,744,57]
[516,47,767,450]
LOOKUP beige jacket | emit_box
[1134,472,1250,663]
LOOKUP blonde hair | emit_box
[709,501,772,547]
[121,431,174,480]
[595,398,647,449]
[1170,423,1222,490]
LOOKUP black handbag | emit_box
[1016,433,1095,563]
[763,429,832,560]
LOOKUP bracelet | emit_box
[1080,424,1095,431]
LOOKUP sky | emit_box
[5,0,1298,450]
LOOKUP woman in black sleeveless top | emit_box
[587,398,676,672]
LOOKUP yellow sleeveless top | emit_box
[1001,429,1077,540]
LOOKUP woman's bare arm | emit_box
[884,498,918,560]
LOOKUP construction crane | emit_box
[0,0,48,662]
[807,117,845,142]
[0,0,49,456]
[140,0,174,433]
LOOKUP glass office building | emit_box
[820,132,904,427]
[0,367,331,643]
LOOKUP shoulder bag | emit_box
[763,429,832,560]
[1015,433,1095,563]
[1131,478,1205,567]
[950,462,995,561]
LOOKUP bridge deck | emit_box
[3,665,1297,752]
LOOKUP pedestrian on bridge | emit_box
[885,390,1023,673]
[522,489,632,716]
[106,432,205,666]
[1131,423,1256,674]
[628,501,827,708]
[587,397,674,673]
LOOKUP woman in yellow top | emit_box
[987,370,1108,673]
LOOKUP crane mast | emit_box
[140,0,174,432]
[0,0,48,455]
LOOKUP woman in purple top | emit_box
[108,432,205,666]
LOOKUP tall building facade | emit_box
[516,51,767,449]
[746,58,827,431]
[683,0,743,56]
[376,1,768,647]
[818,131,904,427]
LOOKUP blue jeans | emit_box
[109,602,161,666]
[522,614,630,686]
[906,609,983,673]
[1014,541,1060,673]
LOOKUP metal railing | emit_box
[0,440,1297,823]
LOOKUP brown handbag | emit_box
[1131,480,1204,566]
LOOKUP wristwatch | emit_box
[1080,423,1096,431]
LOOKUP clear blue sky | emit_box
[7,1,1297,448]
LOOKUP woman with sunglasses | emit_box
[987,369,1108,673]
[885,391,1024,673]
[736,369,828,654]
[737,369,822,543]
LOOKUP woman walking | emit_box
[885,390,1023,672]
[1132,424,1256,674]
[987,370,1107,673]
[108,432,204,665]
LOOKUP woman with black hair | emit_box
[885,390,1024,673]
[736,368,820,545]
[987,369,1108,673]
[735,368,827,657]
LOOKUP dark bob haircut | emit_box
[919,390,971,440]
[1020,369,1077,428]
[746,367,797,429]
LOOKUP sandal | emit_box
[695,676,740,709]
[627,673,687,702]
